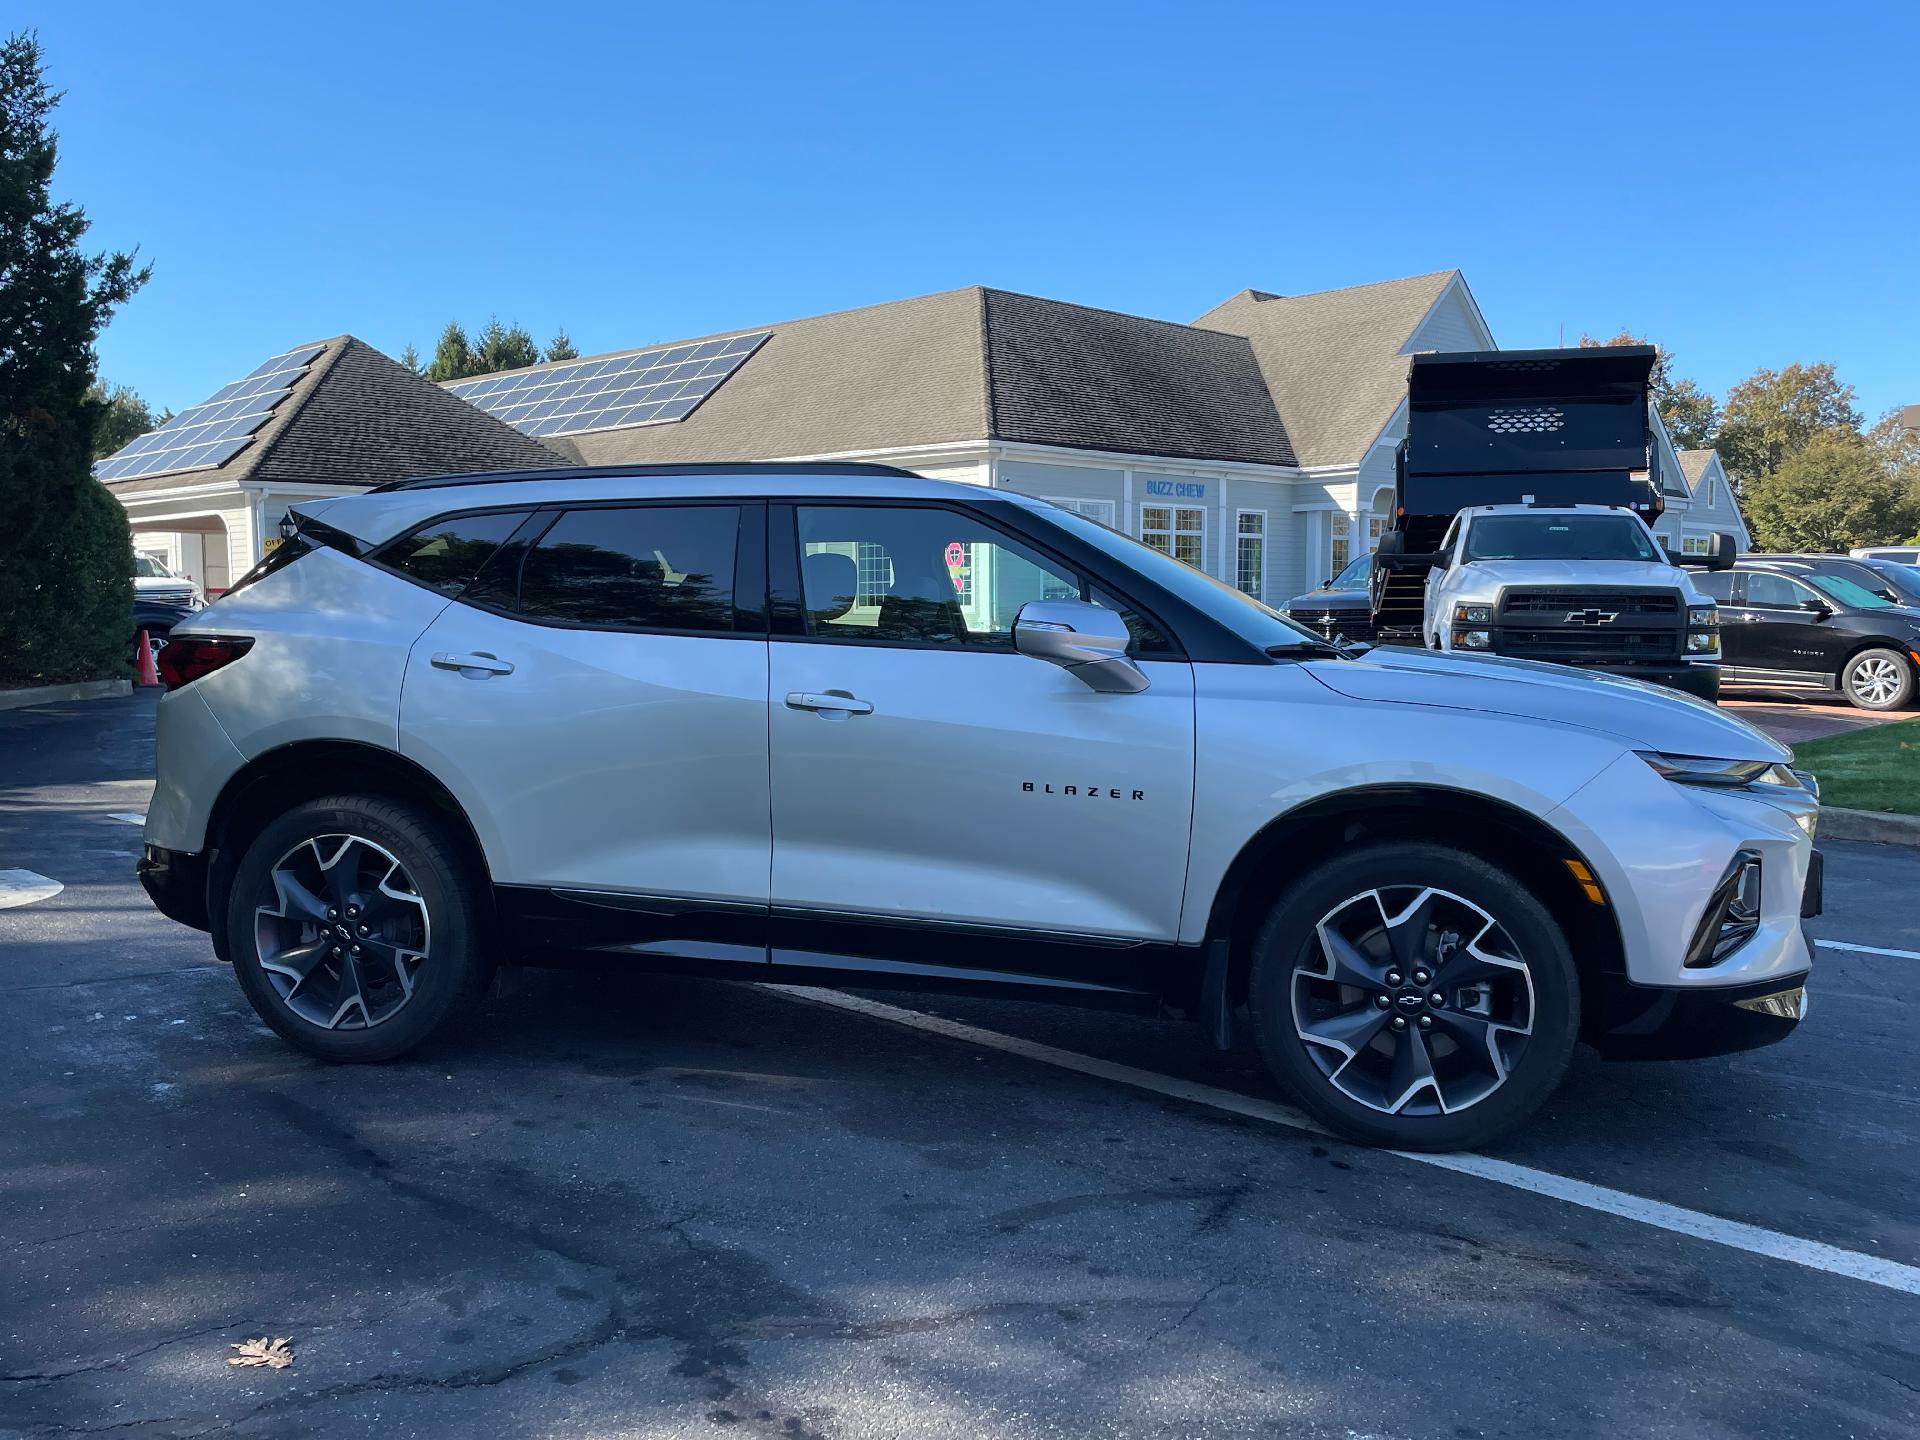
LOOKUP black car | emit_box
[133,594,201,663]
[1283,553,1374,643]
[1857,557,1920,608]
[1694,555,1920,711]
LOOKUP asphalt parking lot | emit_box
[2,693,1916,1439]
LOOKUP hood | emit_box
[1285,586,1369,610]
[1303,646,1788,761]
[1454,559,1698,592]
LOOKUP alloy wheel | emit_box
[1849,656,1903,707]
[1290,886,1534,1116]
[254,834,430,1030]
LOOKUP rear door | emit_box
[397,500,771,961]
[765,501,1196,988]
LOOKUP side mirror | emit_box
[1706,533,1737,571]
[1013,600,1149,694]
[1801,598,1832,617]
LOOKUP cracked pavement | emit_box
[2,693,1917,1438]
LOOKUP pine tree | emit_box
[424,322,474,382]
[0,33,149,684]
[397,342,421,374]
[544,329,579,363]
[473,317,540,373]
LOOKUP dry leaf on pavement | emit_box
[228,1336,294,1370]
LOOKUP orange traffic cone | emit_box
[135,629,161,687]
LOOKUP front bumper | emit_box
[1588,971,1810,1061]
[136,844,212,933]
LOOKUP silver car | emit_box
[138,464,1822,1150]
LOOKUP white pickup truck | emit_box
[1423,504,1724,701]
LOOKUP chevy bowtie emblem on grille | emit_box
[1566,608,1619,626]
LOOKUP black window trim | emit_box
[370,498,769,641]
[770,496,1188,661]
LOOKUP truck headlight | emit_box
[1453,604,1492,624]
[1686,629,1720,654]
[1454,629,1492,649]
[1688,605,1716,627]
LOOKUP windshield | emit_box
[1037,505,1329,649]
[1329,554,1372,591]
[1864,561,1920,602]
[133,555,175,578]
[1463,514,1659,562]
[1806,573,1894,609]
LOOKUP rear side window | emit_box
[514,505,739,633]
[382,511,532,596]
[1692,572,1735,603]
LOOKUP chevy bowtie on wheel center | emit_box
[136,463,1820,1150]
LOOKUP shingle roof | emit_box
[1193,271,1459,467]
[102,337,565,497]
[1678,448,1717,486]
[489,287,1296,470]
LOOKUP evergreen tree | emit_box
[473,316,540,373]
[424,321,474,382]
[397,342,421,374]
[544,328,579,363]
[89,381,166,459]
[0,33,148,684]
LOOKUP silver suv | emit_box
[138,465,1822,1150]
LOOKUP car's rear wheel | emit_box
[1248,841,1579,1151]
[226,795,490,1062]
[1840,647,1914,711]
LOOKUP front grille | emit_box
[145,585,195,605]
[1493,587,1685,663]
[1500,590,1679,616]
[1288,607,1376,642]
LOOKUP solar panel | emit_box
[446,330,770,437]
[93,344,326,483]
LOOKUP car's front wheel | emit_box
[1248,841,1580,1151]
[226,795,491,1062]
[1840,647,1915,712]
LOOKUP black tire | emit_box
[226,795,491,1062]
[1247,841,1579,1151]
[1840,647,1915,712]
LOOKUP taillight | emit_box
[157,636,253,690]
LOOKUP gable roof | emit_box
[482,287,1296,471]
[1193,271,1460,467]
[1678,448,1718,487]
[101,337,565,497]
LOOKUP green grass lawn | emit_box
[1791,718,1920,815]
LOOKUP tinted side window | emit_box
[382,511,532,596]
[1692,572,1735,603]
[1744,572,1813,609]
[515,505,739,632]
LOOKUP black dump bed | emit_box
[1401,345,1662,523]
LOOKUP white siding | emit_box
[1405,283,1491,356]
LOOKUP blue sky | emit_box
[40,1,1920,423]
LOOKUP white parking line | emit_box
[772,986,1920,1299]
[1817,939,1920,961]
[0,870,64,910]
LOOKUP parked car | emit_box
[1282,552,1374,644]
[133,593,201,660]
[137,464,1820,1151]
[1695,555,1920,710]
[1849,545,1920,565]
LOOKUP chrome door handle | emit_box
[431,651,515,676]
[785,691,873,715]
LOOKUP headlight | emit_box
[1456,629,1492,650]
[1688,605,1716,627]
[1637,752,1802,788]
[1686,630,1720,654]
[1453,604,1492,624]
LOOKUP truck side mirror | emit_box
[1706,533,1737,571]
[1013,600,1150,694]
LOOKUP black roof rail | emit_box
[370,461,927,494]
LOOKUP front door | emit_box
[1731,570,1853,685]
[398,501,771,959]
[766,502,1196,988]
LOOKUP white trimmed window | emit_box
[1044,496,1118,527]
[1331,512,1352,574]
[1141,504,1206,571]
[1235,510,1266,597]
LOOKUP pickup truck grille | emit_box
[1494,587,1685,664]
[1288,606,1376,643]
